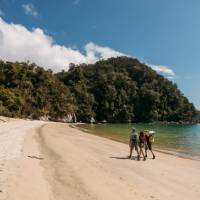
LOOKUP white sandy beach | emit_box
[0,118,200,200]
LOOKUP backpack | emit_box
[149,135,154,143]
[149,131,155,143]
[130,133,137,143]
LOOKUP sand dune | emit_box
[1,121,200,200]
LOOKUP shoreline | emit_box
[37,123,200,200]
[75,124,200,161]
[1,120,200,200]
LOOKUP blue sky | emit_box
[0,0,199,109]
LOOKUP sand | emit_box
[1,120,200,200]
[0,119,47,200]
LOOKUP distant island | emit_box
[0,57,198,123]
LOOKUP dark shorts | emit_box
[131,142,138,150]
[145,142,152,150]
[139,143,145,148]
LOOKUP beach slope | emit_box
[1,120,200,200]
[36,123,200,200]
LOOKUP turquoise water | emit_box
[78,123,200,160]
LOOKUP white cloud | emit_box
[0,18,124,72]
[0,18,175,77]
[22,3,38,17]
[149,64,175,77]
[85,42,125,63]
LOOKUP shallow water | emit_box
[78,123,200,160]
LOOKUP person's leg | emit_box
[135,145,140,160]
[149,144,155,159]
[145,144,148,158]
[140,146,146,160]
[150,150,155,159]
[138,144,142,158]
[128,145,133,158]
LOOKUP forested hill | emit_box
[0,57,197,123]
[0,61,76,120]
[57,57,197,123]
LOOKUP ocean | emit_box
[78,123,200,160]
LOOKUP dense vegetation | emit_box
[0,61,76,120]
[57,57,197,123]
[0,57,198,123]
[197,111,200,121]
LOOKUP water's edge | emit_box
[73,124,200,161]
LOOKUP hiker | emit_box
[138,131,146,161]
[144,130,156,159]
[128,127,140,160]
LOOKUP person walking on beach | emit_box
[145,130,156,159]
[138,131,146,161]
[128,127,140,160]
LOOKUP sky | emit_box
[0,0,199,109]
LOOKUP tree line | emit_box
[0,57,198,123]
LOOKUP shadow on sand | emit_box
[110,156,138,160]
